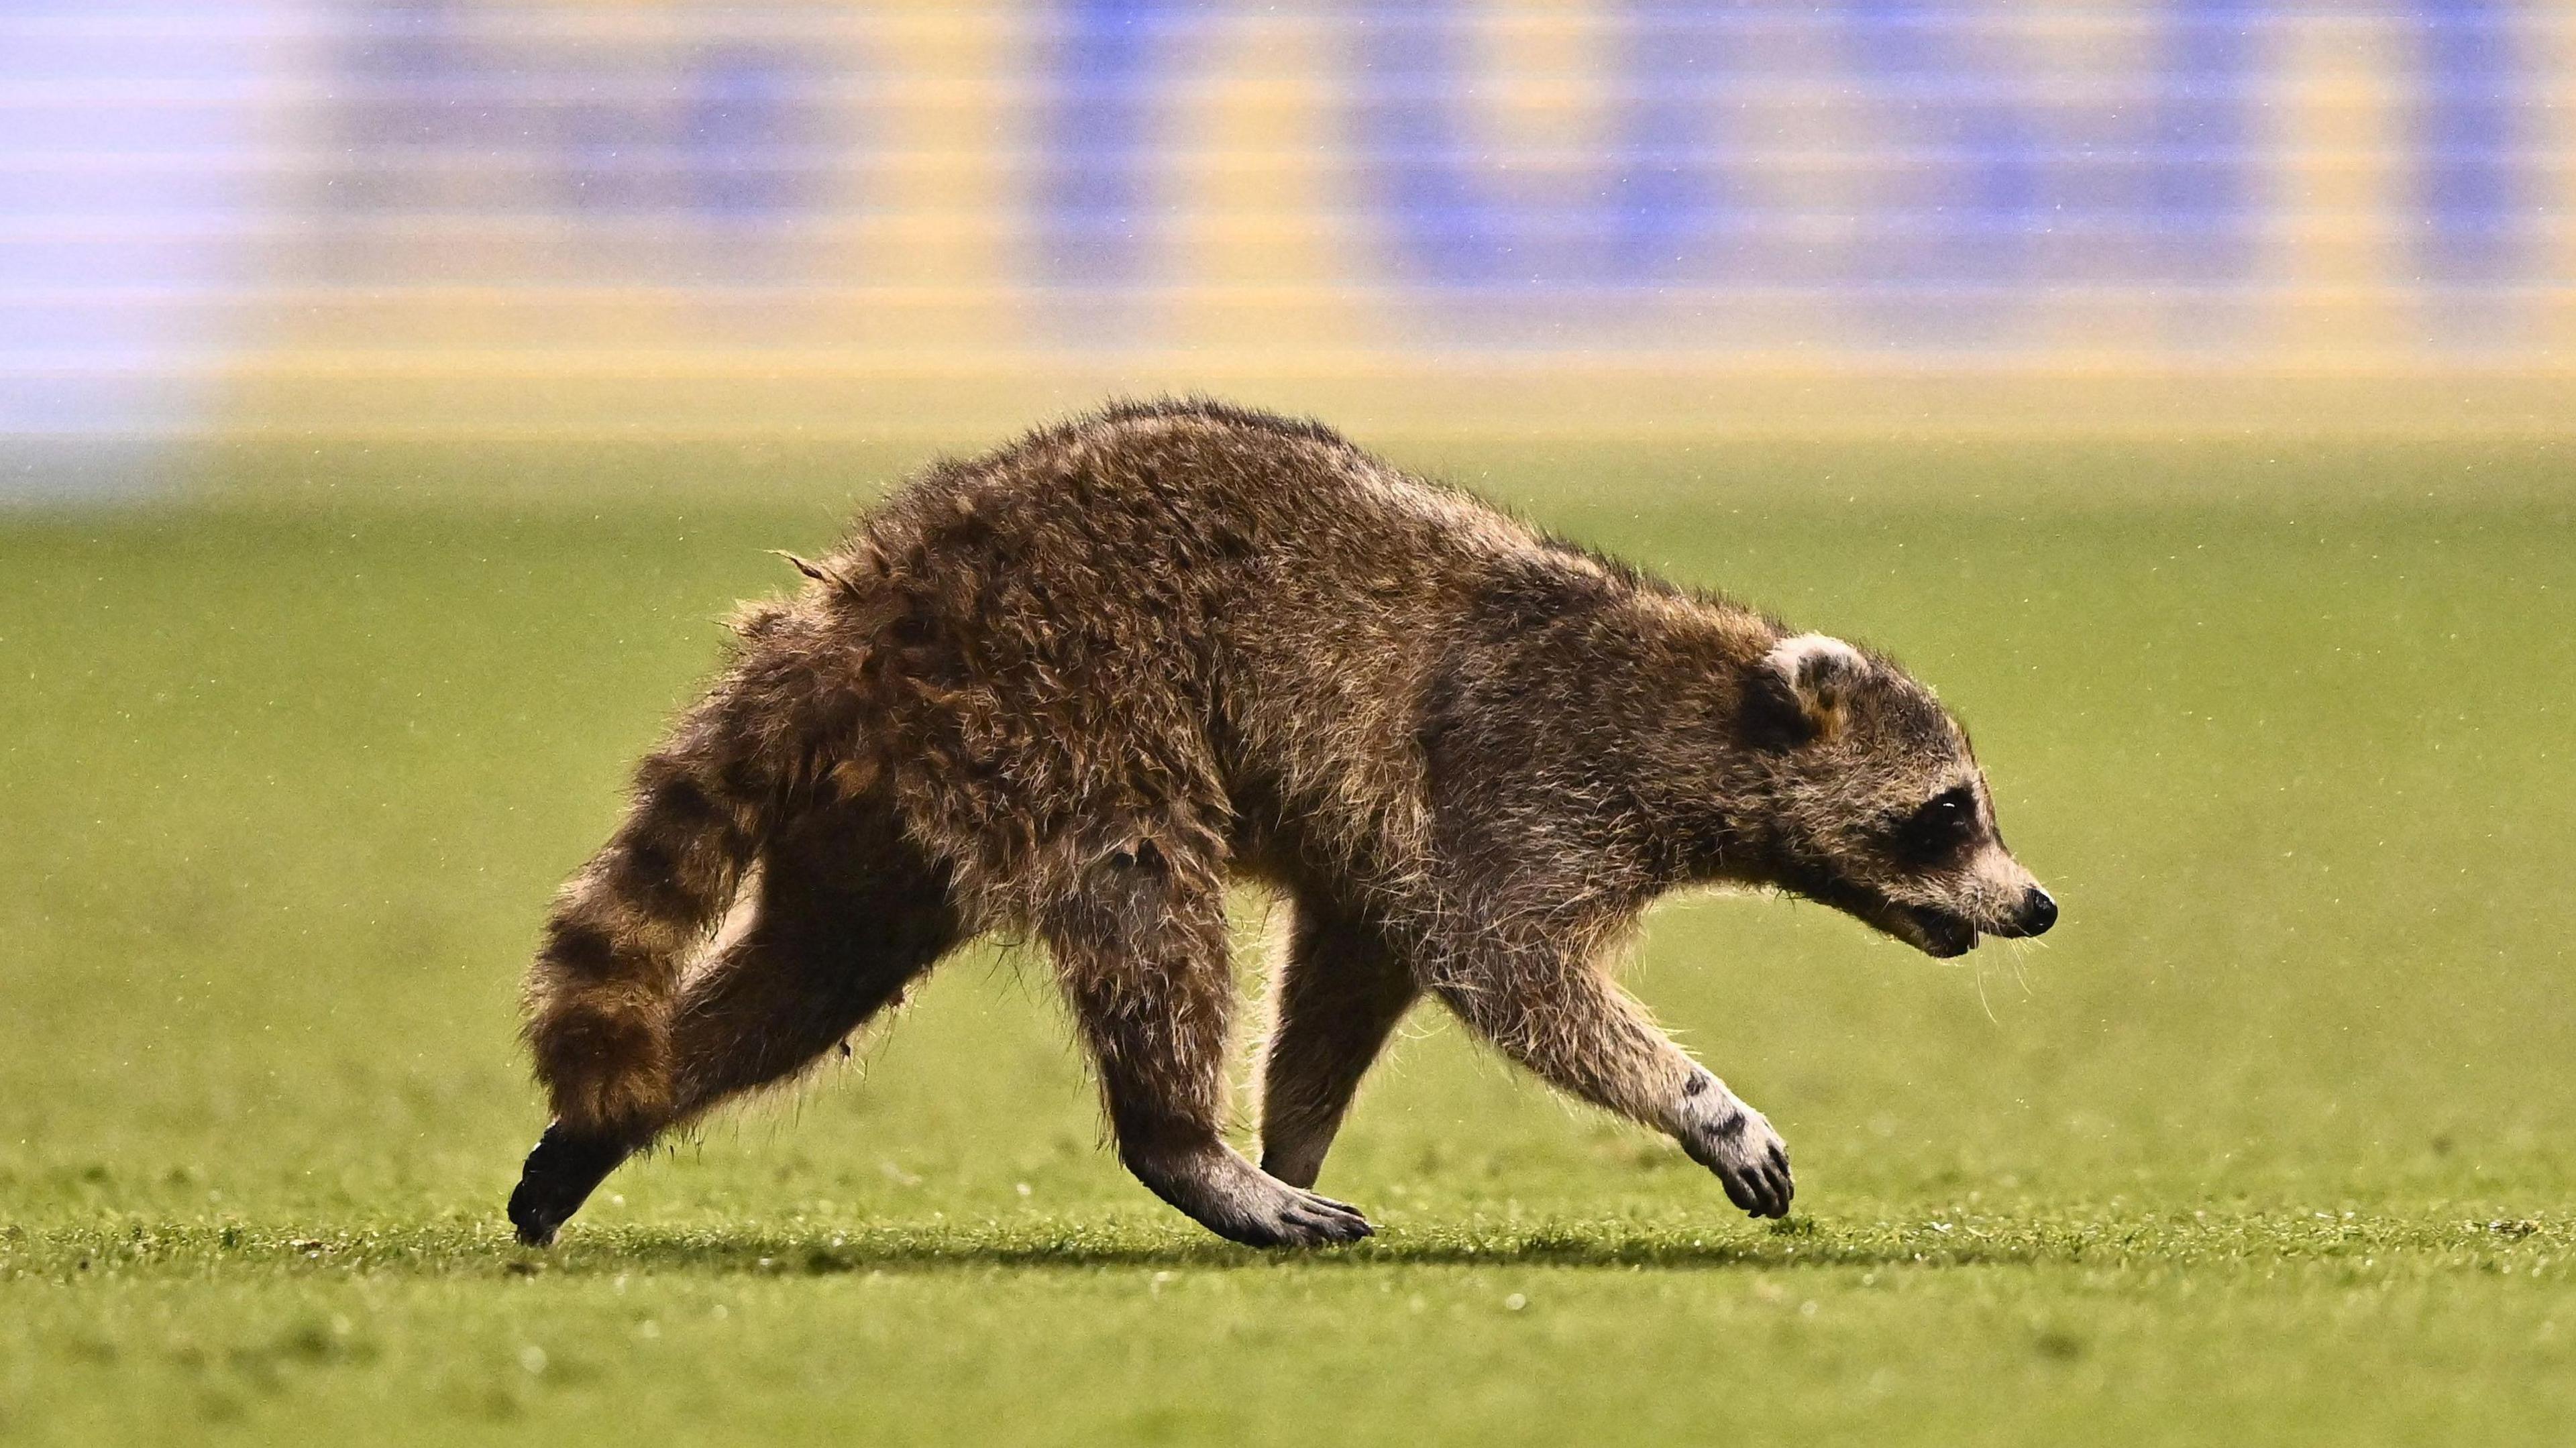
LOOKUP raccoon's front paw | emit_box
[1674,1078,1794,1219]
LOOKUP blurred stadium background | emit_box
[5,0,2571,500]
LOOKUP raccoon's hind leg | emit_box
[664,807,959,1121]
[1257,895,1418,1190]
[1042,844,1373,1248]
[509,801,960,1247]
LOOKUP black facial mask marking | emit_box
[1886,785,1980,869]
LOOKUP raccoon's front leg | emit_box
[1042,847,1374,1248]
[1432,956,1793,1219]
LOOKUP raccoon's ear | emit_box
[1746,633,1868,747]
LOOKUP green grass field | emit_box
[4,444,2573,1444]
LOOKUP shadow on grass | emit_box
[534,1225,2043,1276]
[29,1210,2549,1280]
[12,1217,2055,1278]
[133,1219,2060,1276]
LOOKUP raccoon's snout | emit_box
[1989,885,2057,939]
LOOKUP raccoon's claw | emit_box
[1713,1137,1795,1220]
[506,1121,633,1247]
[1132,1146,1376,1249]
[1678,1097,1795,1220]
[1260,1188,1377,1249]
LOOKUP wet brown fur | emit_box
[509,398,2053,1247]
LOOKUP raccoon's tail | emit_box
[521,683,780,1145]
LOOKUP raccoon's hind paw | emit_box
[506,1121,633,1247]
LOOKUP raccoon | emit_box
[506,399,2055,1248]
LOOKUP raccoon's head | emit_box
[1735,633,2055,958]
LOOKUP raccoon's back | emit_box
[837,400,1535,670]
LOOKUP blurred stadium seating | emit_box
[4,1,2570,495]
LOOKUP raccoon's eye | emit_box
[1886,785,1979,867]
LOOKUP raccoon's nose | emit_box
[2019,887,2057,937]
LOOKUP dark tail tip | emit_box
[506,1121,633,1248]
